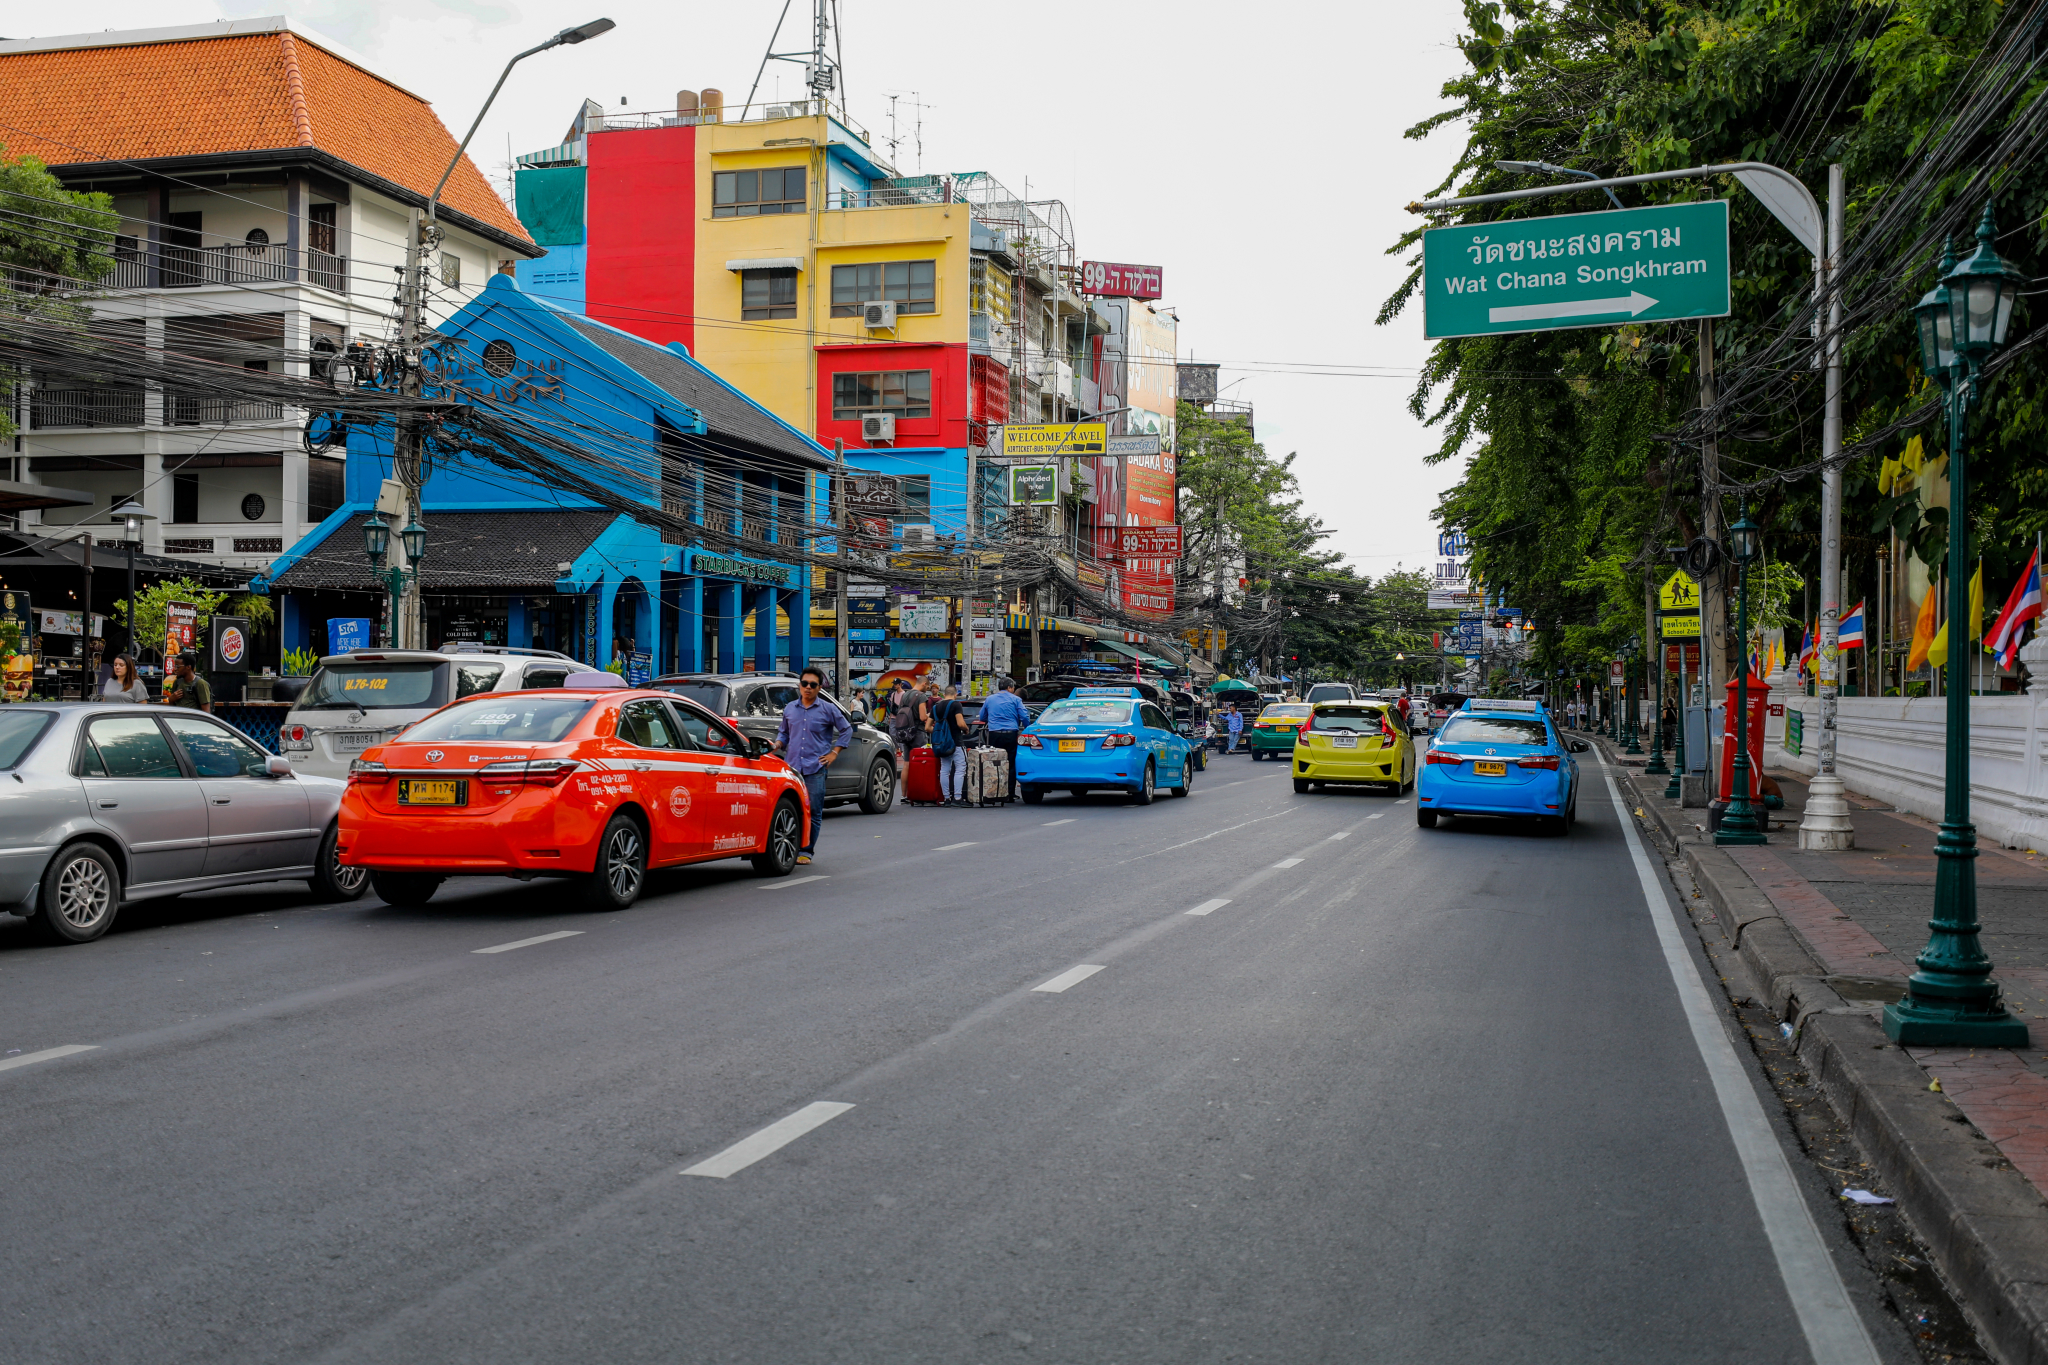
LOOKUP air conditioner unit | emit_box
[861,411,896,443]
[900,524,936,547]
[863,299,898,330]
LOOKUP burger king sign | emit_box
[209,616,253,672]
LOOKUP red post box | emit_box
[1718,669,1771,801]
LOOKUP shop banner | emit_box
[1118,526,1181,557]
[165,601,198,661]
[899,601,949,635]
[626,650,652,686]
[328,618,371,654]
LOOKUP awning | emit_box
[1094,638,1175,671]
[725,257,805,272]
[0,480,93,513]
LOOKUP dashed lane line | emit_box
[1042,819,1076,826]
[760,874,830,891]
[1273,857,1304,869]
[681,1101,856,1179]
[1366,814,1384,820]
[0,1044,96,1074]
[1032,964,1106,993]
[1184,899,1231,917]
[472,930,584,954]
[1327,831,1352,839]
[935,841,979,851]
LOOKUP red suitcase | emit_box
[904,745,943,805]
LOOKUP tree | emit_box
[0,151,120,442]
[110,578,235,664]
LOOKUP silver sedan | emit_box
[0,704,362,944]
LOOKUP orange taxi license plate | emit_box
[1473,761,1508,776]
[398,778,466,806]
[1058,739,1086,752]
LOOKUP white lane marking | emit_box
[1394,799,1411,805]
[473,930,584,955]
[1185,898,1231,917]
[1601,766,1880,1364]
[761,874,830,891]
[935,841,979,851]
[1273,857,1304,868]
[1032,963,1106,993]
[1327,831,1352,840]
[0,1044,96,1074]
[1042,819,1076,826]
[681,1101,856,1178]
[1365,814,1384,821]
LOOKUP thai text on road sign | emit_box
[1423,200,1731,340]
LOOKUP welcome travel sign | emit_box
[1422,200,1730,340]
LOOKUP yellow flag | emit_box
[1908,577,1940,671]
[1928,619,1949,668]
[1901,434,1925,481]
[1970,560,1984,641]
[1879,456,1898,495]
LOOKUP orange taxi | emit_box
[336,673,807,909]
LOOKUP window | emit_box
[741,268,798,320]
[308,203,337,255]
[309,456,343,523]
[671,705,741,752]
[164,715,268,778]
[713,166,806,217]
[831,369,932,420]
[831,260,936,316]
[1140,704,1171,731]
[1435,715,1549,746]
[454,662,504,698]
[895,475,931,523]
[520,666,571,690]
[619,699,680,749]
[80,716,184,778]
[402,697,595,744]
[173,471,198,524]
[440,252,462,288]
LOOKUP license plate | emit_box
[398,778,466,806]
[1474,760,1507,776]
[331,731,377,753]
[1058,739,1086,752]
[1334,735,1358,748]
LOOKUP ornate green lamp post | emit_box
[1645,616,1670,776]
[1624,634,1644,754]
[364,511,428,648]
[1885,210,2030,1046]
[1716,504,1768,845]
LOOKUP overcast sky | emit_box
[56,0,1473,579]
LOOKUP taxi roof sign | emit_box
[1071,686,1140,697]
[1659,569,1701,613]
[1465,698,1541,712]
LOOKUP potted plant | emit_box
[273,645,319,704]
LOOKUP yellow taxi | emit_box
[1247,702,1313,759]
[1291,699,1415,795]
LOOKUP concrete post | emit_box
[1802,164,1856,849]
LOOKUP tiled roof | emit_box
[564,316,833,469]
[267,509,616,590]
[0,27,532,246]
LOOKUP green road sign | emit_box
[1423,200,1730,340]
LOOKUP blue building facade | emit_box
[259,274,832,676]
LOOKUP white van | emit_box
[1304,682,1357,706]
[278,645,582,779]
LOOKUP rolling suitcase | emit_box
[904,745,943,805]
[965,745,1011,806]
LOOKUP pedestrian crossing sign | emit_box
[1658,570,1700,612]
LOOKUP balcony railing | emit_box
[106,243,349,294]
[30,388,145,429]
[167,395,286,426]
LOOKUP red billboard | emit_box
[1080,260,1163,300]
[1118,526,1181,557]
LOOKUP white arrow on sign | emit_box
[1489,291,1658,324]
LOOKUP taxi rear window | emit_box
[1262,704,1311,719]
[1038,700,1135,725]
[1310,706,1387,732]
[301,662,445,710]
[403,697,596,744]
[1439,716,1550,746]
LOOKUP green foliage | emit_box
[109,578,234,661]
[281,646,319,677]
[0,151,120,442]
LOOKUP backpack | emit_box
[930,699,958,755]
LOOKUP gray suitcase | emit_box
[964,745,1011,805]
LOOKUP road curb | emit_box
[1594,738,2048,1365]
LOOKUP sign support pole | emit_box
[1801,165,1857,849]
[834,439,850,696]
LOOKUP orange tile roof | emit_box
[0,29,533,247]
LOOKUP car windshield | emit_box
[300,662,446,711]
[1018,682,1078,705]
[1262,704,1311,719]
[653,681,731,714]
[1305,685,1351,703]
[1310,706,1388,732]
[1439,716,1551,746]
[401,697,596,744]
[0,710,53,767]
[1038,701,1135,725]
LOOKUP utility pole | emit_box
[394,206,429,649]
[834,439,850,694]
[1700,317,1726,713]
[1801,164,1856,849]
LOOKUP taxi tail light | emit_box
[477,758,582,787]
[1103,733,1136,748]
[1018,734,1043,749]
[1517,755,1561,770]
[347,759,390,785]
[1424,750,1463,766]
[287,725,307,742]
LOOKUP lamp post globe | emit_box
[1914,242,1958,384]
[1945,206,2022,358]
[401,518,428,565]
[362,510,390,564]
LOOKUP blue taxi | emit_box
[1017,687,1197,806]
[1416,698,1587,834]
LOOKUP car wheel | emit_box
[753,798,802,876]
[859,757,896,814]
[583,811,649,909]
[1174,757,1193,797]
[370,871,442,907]
[1130,761,1156,806]
[1292,779,1310,794]
[1417,809,1438,828]
[310,822,370,902]
[1021,786,1045,805]
[35,842,119,944]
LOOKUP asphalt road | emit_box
[1,748,1912,1364]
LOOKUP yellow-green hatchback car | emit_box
[1292,700,1415,794]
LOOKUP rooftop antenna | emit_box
[743,0,840,120]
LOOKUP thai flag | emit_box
[1988,548,2043,668]
[1798,622,1816,673]
[1839,600,1865,650]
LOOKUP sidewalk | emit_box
[1601,739,2048,1364]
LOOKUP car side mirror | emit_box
[264,755,293,778]
[747,735,773,759]
[1568,739,1589,753]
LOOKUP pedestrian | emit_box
[889,677,927,766]
[980,676,1028,797]
[98,654,149,702]
[161,651,210,710]
[773,664,851,866]
[931,685,970,805]
[1225,703,1244,753]
[1660,697,1676,742]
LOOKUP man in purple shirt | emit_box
[775,665,853,864]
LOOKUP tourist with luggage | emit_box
[773,665,852,865]
[888,678,929,770]
[930,685,970,806]
[979,677,1028,798]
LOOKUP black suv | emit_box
[648,673,898,814]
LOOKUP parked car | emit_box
[1304,682,1357,706]
[1017,687,1198,805]
[1017,676,1171,723]
[648,672,897,814]
[280,645,583,780]
[0,704,361,944]
[338,678,809,909]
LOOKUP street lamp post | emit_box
[1624,635,1643,754]
[1885,210,2030,1046]
[365,512,428,646]
[107,500,155,664]
[1644,617,1671,776]
[1716,504,1768,845]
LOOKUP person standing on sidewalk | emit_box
[162,651,210,710]
[980,676,1028,797]
[931,685,970,806]
[774,665,851,866]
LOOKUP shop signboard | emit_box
[848,614,890,632]
[1079,260,1163,300]
[843,475,900,513]
[847,581,887,597]
[1001,423,1105,457]
[850,641,888,658]
[37,609,83,636]
[208,616,251,674]
[1008,464,1058,505]
[1664,643,1702,670]
[328,617,371,653]
[848,629,888,641]
[626,651,652,686]
[165,601,198,661]
[898,601,949,635]
[691,552,794,586]
[1118,526,1181,557]
[1106,433,1161,457]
